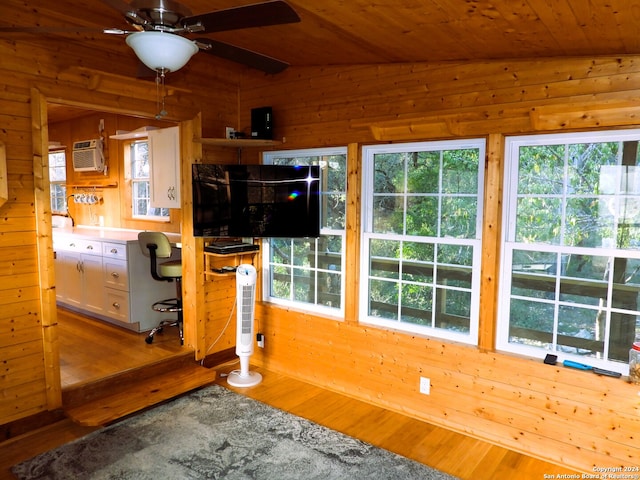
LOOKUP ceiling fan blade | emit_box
[195,38,289,74]
[0,26,119,34]
[98,0,137,16]
[184,0,300,33]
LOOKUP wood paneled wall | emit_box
[0,37,239,425]
[221,57,640,472]
[2,25,640,473]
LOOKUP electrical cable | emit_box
[213,358,240,377]
[65,194,76,226]
[199,297,237,366]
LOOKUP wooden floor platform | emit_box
[65,361,217,426]
[57,308,216,426]
[58,307,186,388]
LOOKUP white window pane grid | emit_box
[365,236,476,334]
[263,148,347,317]
[49,151,67,213]
[361,140,485,344]
[499,130,640,374]
[50,184,67,213]
[129,141,169,219]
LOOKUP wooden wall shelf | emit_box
[204,251,259,278]
[67,183,118,189]
[194,138,281,147]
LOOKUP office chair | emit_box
[138,231,183,345]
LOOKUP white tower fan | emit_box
[227,264,262,387]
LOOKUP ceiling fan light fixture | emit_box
[125,31,198,72]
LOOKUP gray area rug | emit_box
[13,384,457,479]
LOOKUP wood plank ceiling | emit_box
[2,0,640,121]
[3,0,640,65]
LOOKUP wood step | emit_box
[65,363,217,426]
[62,352,198,409]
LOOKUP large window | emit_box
[498,130,640,374]
[126,140,169,220]
[49,150,67,213]
[262,147,347,317]
[360,140,485,344]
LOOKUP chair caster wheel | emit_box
[145,336,154,344]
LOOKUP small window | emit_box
[49,150,67,213]
[126,140,169,220]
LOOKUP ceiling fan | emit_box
[0,0,301,74]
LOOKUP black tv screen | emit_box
[192,163,321,238]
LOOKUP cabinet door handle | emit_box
[111,272,120,278]
[112,302,120,309]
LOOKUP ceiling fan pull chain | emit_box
[155,69,168,120]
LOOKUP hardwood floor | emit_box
[57,307,186,388]
[0,310,581,479]
[217,368,581,480]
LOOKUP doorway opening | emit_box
[45,102,189,393]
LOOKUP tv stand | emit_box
[204,245,259,278]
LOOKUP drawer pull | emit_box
[110,248,118,254]
[69,243,76,248]
[112,302,120,309]
[110,272,120,278]
[86,245,93,250]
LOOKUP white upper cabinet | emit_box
[148,126,180,209]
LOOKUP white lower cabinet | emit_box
[55,249,82,310]
[54,239,103,314]
[81,253,104,314]
[54,232,179,332]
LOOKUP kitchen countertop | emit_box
[53,226,182,246]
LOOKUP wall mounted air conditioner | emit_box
[72,139,104,172]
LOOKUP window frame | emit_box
[123,139,170,222]
[497,129,640,374]
[360,139,486,345]
[48,149,67,214]
[262,146,348,318]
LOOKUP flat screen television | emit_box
[192,163,321,238]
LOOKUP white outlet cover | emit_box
[419,377,431,395]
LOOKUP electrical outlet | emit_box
[419,377,430,395]
[225,127,234,139]
[257,333,264,348]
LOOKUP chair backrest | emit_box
[138,231,173,258]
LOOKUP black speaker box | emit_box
[251,107,273,140]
